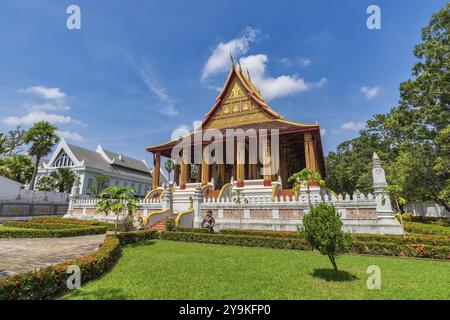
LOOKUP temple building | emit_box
[146,64,325,205]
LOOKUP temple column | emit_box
[201,161,209,186]
[263,137,272,186]
[152,152,161,190]
[304,132,317,172]
[218,164,225,186]
[173,164,180,185]
[236,138,245,187]
[180,163,189,190]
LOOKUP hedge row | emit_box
[160,231,312,251]
[219,228,450,247]
[0,235,121,300]
[403,221,450,236]
[2,221,91,230]
[160,231,450,260]
[32,217,110,226]
[175,227,211,233]
[0,229,159,300]
[32,217,114,228]
[0,225,107,238]
[116,229,159,244]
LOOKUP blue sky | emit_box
[0,0,446,164]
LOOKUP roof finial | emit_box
[238,60,243,73]
[229,53,235,67]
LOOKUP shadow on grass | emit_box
[311,268,359,282]
[64,288,129,300]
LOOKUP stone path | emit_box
[0,234,106,278]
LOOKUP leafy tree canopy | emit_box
[325,3,449,210]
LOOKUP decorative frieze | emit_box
[346,208,377,219]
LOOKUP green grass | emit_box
[64,240,450,300]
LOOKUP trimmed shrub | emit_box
[164,217,176,231]
[117,229,158,245]
[404,221,450,235]
[0,235,121,300]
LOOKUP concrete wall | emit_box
[405,202,450,219]
[0,176,22,200]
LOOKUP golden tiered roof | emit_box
[147,65,321,154]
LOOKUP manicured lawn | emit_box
[64,240,450,300]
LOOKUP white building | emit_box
[37,138,166,197]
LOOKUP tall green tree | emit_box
[96,186,141,236]
[23,121,59,190]
[0,154,34,184]
[288,168,323,206]
[50,168,77,193]
[0,127,25,156]
[89,174,110,195]
[35,176,57,191]
[325,3,449,210]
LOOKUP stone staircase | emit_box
[151,214,178,232]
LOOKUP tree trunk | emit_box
[436,199,450,212]
[396,199,406,239]
[115,211,120,237]
[328,254,338,276]
[28,154,40,190]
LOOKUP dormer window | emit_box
[52,151,74,168]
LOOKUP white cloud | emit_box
[201,27,260,80]
[320,128,327,136]
[341,121,365,131]
[56,130,83,141]
[2,112,73,126]
[239,54,328,100]
[26,102,70,112]
[20,86,66,100]
[281,57,312,67]
[160,105,179,117]
[360,86,380,100]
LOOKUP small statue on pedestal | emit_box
[201,210,215,233]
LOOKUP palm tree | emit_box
[23,121,59,190]
[165,159,174,182]
[50,168,77,193]
[96,186,141,236]
[0,154,34,184]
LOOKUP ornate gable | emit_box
[202,67,282,129]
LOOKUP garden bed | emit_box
[0,229,158,300]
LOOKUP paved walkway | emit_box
[0,234,106,278]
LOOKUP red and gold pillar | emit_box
[263,137,272,186]
[304,132,317,172]
[236,138,245,187]
[180,163,189,190]
[152,152,161,190]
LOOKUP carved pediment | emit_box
[204,78,275,129]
